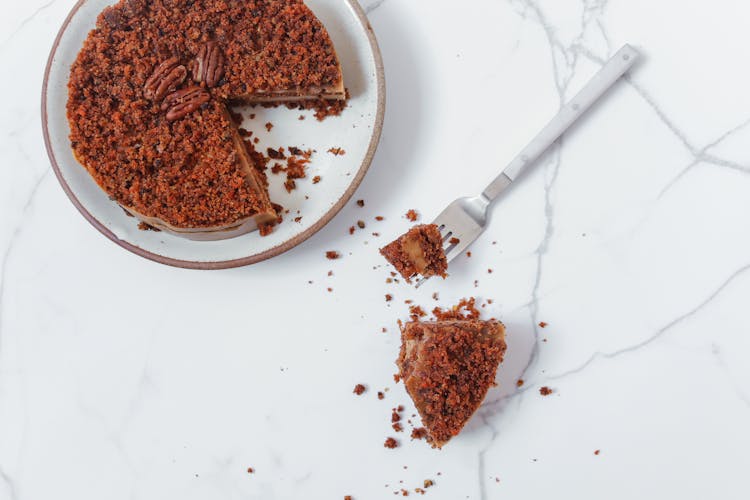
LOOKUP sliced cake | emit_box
[397,316,506,448]
[67,0,345,239]
[380,224,448,281]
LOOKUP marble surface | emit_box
[2,0,750,498]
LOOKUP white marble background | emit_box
[2,0,750,499]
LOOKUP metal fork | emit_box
[416,44,640,287]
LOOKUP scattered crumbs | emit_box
[253,137,259,144]
[432,292,439,301]
[404,299,413,304]
[299,114,305,120]
[466,251,472,257]
[349,226,356,235]
[495,477,500,483]
[357,220,366,229]
[384,437,398,449]
[326,251,340,260]
[539,386,553,396]
[357,199,365,207]
[415,488,425,495]
[312,175,321,184]
[247,467,254,474]
[267,147,285,159]
[381,327,387,333]
[516,379,524,387]
[375,216,384,221]
[378,391,385,400]
[405,209,419,222]
[327,287,333,293]
[238,127,251,137]
[594,450,601,455]
[391,410,401,423]
[327,270,333,276]
[397,405,404,412]
[539,321,548,328]
[473,279,479,287]
[449,237,460,245]
[265,122,273,131]
[294,216,302,223]
[487,268,493,274]
[411,427,427,440]
[492,241,497,245]
[328,147,346,156]
[385,294,393,302]
[401,489,409,496]
[392,422,403,432]
[372,232,380,237]
[353,384,366,395]
[487,299,493,304]
[424,479,434,488]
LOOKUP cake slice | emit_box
[380,224,448,281]
[397,318,506,448]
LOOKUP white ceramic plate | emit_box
[43,0,384,269]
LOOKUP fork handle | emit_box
[481,44,640,202]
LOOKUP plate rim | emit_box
[41,0,385,270]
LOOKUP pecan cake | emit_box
[380,224,448,281]
[397,316,506,448]
[67,0,345,239]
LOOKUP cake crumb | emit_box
[327,287,333,293]
[265,122,273,131]
[594,450,600,455]
[487,268,493,274]
[299,115,305,120]
[423,479,434,488]
[405,209,419,222]
[349,226,356,235]
[449,237,460,245]
[353,384,366,395]
[357,220,366,229]
[375,216,384,221]
[378,391,385,400]
[539,386,553,396]
[539,321,548,328]
[385,294,393,302]
[392,422,403,432]
[312,175,321,184]
[384,437,398,449]
[466,251,472,257]
[411,427,427,440]
[516,379,524,387]
[357,199,365,207]
[391,410,401,423]
[294,216,302,223]
[328,147,346,156]
[326,251,340,260]
[247,467,254,474]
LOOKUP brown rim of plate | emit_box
[42,0,385,270]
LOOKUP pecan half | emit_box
[191,41,225,88]
[161,86,211,121]
[144,57,188,101]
